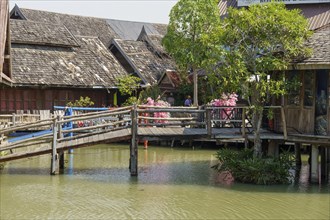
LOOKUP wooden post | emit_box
[51,116,59,175]
[242,108,246,138]
[267,140,279,158]
[320,147,327,182]
[310,145,319,183]
[206,108,212,137]
[295,143,302,166]
[130,105,138,176]
[12,113,16,126]
[57,116,65,171]
[280,107,287,140]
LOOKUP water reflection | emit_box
[1,144,329,220]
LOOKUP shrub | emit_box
[212,148,294,185]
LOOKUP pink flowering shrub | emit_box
[209,93,238,120]
[145,97,170,123]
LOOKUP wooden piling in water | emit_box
[130,105,138,176]
[320,147,327,182]
[295,143,302,166]
[310,145,319,183]
[51,115,59,175]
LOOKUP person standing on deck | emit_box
[184,95,192,106]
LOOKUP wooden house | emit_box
[219,1,330,137]
[0,5,175,113]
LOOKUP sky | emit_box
[9,0,178,24]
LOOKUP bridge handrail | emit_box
[0,118,55,135]
[60,109,131,124]
[61,106,133,120]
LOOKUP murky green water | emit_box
[0,144,329,220]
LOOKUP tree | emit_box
[208,3,311,157]
[116,75,141,105]
[163,0,222,106]
[67,96,94,107]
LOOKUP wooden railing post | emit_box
[57,115,65,171]
[130,104,138,176]
[206,107,212,137]
[280,106,287,140]
[242,108,246,137]
[12,113,16,126]
[51,116,59,175]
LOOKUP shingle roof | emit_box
[11,36,127,87]
[113,39,175,85]
[19,8,119,47]
[300,25,330,65]
[10,19,79,47]
[9,6,174,87]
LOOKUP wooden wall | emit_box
[0,0,9,74]
[283,69,330,135]
[0,87,116,113]
[328,73,330,136]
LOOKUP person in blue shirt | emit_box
[184,95,192,106]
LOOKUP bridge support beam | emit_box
[310,145,319,183]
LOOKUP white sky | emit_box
[9,0,178,24]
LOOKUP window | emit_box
[303,71,314,107]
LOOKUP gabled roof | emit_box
[111,38,175,85]
[106,19,161,41]
[10,19,79,47]
[11,35,128,87]
[137,26,167,57]
[158,70,182,92]
[8,5,175,88]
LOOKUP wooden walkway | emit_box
[1,105,329,175]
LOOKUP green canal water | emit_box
[0,144,329,220]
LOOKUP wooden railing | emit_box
[0,105,288,174]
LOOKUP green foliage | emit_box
[67,96,94,107]
[207,3,311,157]
[116,75,141,97]
[138,85,162,104]
[212,148,294,185]
[122,97,138,106]
[209,3,311,105]
[163,0,222,71]
[116,75,142,105]
[163,0,223,104]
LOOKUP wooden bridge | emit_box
[0,105,329,179]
